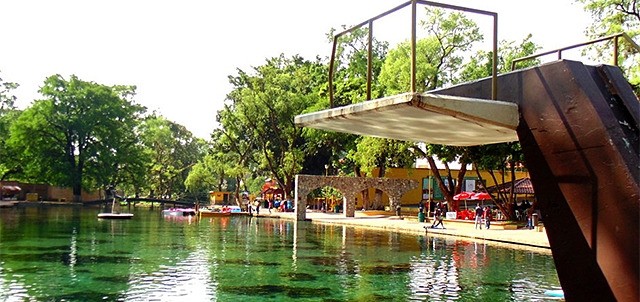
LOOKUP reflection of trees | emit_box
[1,209,559,300]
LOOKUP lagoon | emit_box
[0,206,561,301]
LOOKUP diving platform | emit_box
[295,92,518,146]
[295,59,640,302]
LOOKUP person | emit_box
[474,205,483,229]
[526,207,534,229]
[483,206,492,229]
[418,200,424,214]
[431,208,445,229]
[255,199,260,215]
[245,197,252,215]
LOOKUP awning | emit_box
[486,177,534,195]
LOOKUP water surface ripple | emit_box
[0,207,561,301]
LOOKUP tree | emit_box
[8,74,145,201]
[224,55,325,197]
[576,0,640,91]
[0,73,21,181]
[446,35,541,217]
[329,26,389,106]
[374,8,482,210]
[139,115,206,199]
[349,137,416,209]
[210,102,261,205]
[467,142,525,220]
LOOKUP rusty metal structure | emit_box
[328,0,498,106]
[296,1,640,301]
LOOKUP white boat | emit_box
[162,208,197,217]
[98,197,134,219]
[97,213,134,219]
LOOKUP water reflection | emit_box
[0,207,560,301]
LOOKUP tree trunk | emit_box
[426,156,457,211]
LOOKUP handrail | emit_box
[510,32,640,71]
[328,0,498,108]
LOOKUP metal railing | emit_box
[510,32,640,71]
[328,0,498,108]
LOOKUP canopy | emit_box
[486,177,534,195]
[1,185,21,194]
[453,192,473,200]
[470,192,492,200]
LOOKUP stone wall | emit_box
[294,175,418,221]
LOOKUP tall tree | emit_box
[8,75,145,201]
[210,102,260,205]
[372,8,482,210]
[0,73,21,181]
[447,35,540,216]
[139,115,205,199]
[224,55,324,197]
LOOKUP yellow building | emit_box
[355,167,529,209]
[209,191,233,205]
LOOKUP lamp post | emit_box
[324,164,328,176]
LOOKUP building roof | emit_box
[486,177,534,195]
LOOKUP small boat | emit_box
[97,213,134,219]
[544,289,564,298]
[162,208,197,217]
[198,209,232,217]
[98,196,134,219]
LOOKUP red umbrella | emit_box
[453,192,473,200]
[471,192,492,200]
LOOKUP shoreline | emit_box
[251,211,551,251]
[6,202,551,252]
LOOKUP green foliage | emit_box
[7,75,145,200]
[139,115,206,199]
[222,54,325,196]
[0,73,21,180]
[379,8,483,93]
[329,26,389,106]
[349,137,415,177]
[359,8,483,184]
[457,35,541,83]
[576,0,640,90]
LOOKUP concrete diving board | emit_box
[295,92,519,146]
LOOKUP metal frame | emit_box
[510,32,640,70]
[328,0,498,108]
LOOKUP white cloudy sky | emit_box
[0,0,592,139]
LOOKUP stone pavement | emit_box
[255,210,550,250]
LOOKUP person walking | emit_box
[474,205,483,229]
[483,206,492,229]
[430,208,440,228]
[431,208,445,229]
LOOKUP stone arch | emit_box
[294,175,418,221]
[300,183,348,211]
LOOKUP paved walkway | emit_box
[254,210,550,250]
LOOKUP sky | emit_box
[0,0,593,139]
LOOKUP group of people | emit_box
[474,205,493,229]
[246,197,293,215]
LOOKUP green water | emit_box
[0,206,561,301]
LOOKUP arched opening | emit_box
[307,185,345,213]
[356,187,391,211]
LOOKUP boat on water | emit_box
[162,208,197,217]
[97,200,134,220]
[198,209,232,217]
[198,205,243,217]
[97,213,134,219]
